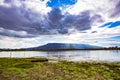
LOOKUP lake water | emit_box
[0,50,120,62]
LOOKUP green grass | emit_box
[0,58,120,80]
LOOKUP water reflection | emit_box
[46,50,90,61]
[0,50,120,62]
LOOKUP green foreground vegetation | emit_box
[0,58,120,80]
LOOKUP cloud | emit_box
[0,0,95,37]
[63,10,92,31]
[48,8,63,26]
[4,0,12,3]
[0,0,119,37]
[0,0,51,37]
[47,9,92,34]
[110,0,120,17]
[0,35,42,48]
[0,27,34,38]
[0,0,120,48]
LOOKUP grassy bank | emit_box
[0,58,120,80]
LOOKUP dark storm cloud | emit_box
[48,8,63,25]
[91,31,97,33]
[0,5,29,28]
[110,0,120,17]
[0,2,47,37]
[47,8,69,34]
[47,10,93,34]
[73,11,91,30]
[62,11,91,31]
[0,0,105,38]
[91,14,104,23]
[4,0,12,3]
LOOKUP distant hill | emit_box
[25,43,102,51]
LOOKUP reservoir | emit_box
[0,50,120,62]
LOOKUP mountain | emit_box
[25,43,102,51]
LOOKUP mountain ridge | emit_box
[26,43,102,51]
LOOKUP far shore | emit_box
[0,47,120,51]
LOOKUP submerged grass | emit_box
[0,58,120,80]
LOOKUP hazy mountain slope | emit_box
[26,43,102,50]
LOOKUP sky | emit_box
[0,0,120,48]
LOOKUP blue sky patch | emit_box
[109,21,120,28]
[99,21,120,28]
[47,0,77,7]
[111,36,120,39]
[99,22,113,28]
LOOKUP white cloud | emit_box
[0,0,120,48]
[22,0,51,15]
[64,0,118,28]
[0,36,42,48]
[0,27,34,37]
[65,0,113,15]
